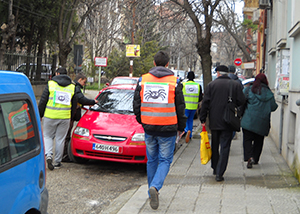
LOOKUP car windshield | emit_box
[111,78,137,85]
[91,89,134,114]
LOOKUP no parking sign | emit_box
[234,58,242,66]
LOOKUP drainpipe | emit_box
[279,95,285,154]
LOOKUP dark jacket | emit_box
[228,73,243,87]
[73,81,96,121]
[241,84,278,136]
[199,75,245,131]
[38,75,77,119]
[133,66,187,137]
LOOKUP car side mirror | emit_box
[106,83,109,86]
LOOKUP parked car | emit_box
[108,76,139,86]
[0,70,48,214]
[68,84,147,165]
[16,63,53,81]
[242,77,255,86]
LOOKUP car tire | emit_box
[67,140,89,164]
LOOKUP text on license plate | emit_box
[93,143,120,153]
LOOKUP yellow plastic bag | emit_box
[200,126,212,165]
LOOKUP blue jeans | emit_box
[184,109,196,138]
[145,133,176,192]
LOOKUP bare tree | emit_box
[0,0,16,65]
[168,0,221,88]
[57,0,106,67]
[80,0,122,76]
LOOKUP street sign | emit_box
[126,45,140,57]
[94,57,107,67]
[234,58,242,66]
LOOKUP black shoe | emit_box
[149,187,159,210]
[46,157,54,171]
[54,162,62,168]
[213,169,216,175]
[247,157,255,169]
[215,175,224,182]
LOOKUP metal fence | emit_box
[0,53,57,84]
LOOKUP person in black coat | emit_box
[62,73,98,162]
[199,65,245,181]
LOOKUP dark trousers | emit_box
[242,128,264,163]
[211,130,233,177]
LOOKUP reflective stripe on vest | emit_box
[44,80,75,119]
[182,81,200,110]
[8,103,35,143]
[140,73,177,125]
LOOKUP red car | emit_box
[108,76,139,86]
[68,84,147,164]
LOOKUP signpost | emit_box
[126,45,140,77]
[94,57,107,89]
[234,58,242,66]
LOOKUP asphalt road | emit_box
[46,160,147,214]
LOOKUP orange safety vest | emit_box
[8,103,35,143]
[140,73,177,125]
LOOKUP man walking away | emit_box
[199,65,245,181]
[182,71,203,143]
[38,67,77,170]
[133,51,187,210]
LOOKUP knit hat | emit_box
[56,67,67,74]
[187,71,195,80]
[228,65,236,73]
[215,65,228,72]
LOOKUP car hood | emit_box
[78,110,144,137]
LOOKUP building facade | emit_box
[253,0,300,181]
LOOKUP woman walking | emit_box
[241,73,278,168]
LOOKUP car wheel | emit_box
[67,140,89,164]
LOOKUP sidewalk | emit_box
[101,126,300,214]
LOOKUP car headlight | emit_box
[74,127,90,137]
[132,133,145,141]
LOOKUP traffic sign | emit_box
[94,57,107,67]
[234,58,242,66]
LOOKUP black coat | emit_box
[199,75,245,131]
[73,81,96,121]
[133,66,187,136]
[38,75,77,119]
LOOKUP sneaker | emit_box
[149,187,159,210]
[54,162,62,168]
[46,157,54,171]
[185,130,191,143]
[247,157,255,169]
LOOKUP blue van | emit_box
[0,71,48,214]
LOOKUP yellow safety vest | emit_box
[182,81,200,110]
[44,80,75,119]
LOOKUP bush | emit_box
[85,82,106,90]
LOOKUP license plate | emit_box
[93,143,120,153]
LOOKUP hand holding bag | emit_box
[200,126,212,165]
[223,80,241,131]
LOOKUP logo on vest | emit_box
[55,91,71,106]
[144,89,166,101]
[143,83,169,103]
